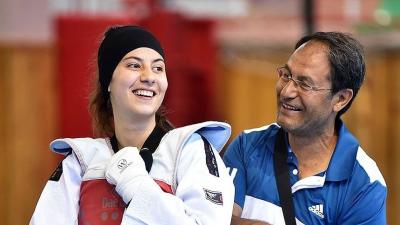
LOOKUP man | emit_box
[223,32,387,225]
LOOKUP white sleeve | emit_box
[121,133,235,225]
[29,153,82,225]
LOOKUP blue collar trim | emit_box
[325,120,359,181]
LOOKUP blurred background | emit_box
[0,0,399,224]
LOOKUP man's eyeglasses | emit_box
[277,67,332,92]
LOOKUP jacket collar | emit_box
[325,119,359,181]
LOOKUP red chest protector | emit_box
[78,178,173,225]
[78,180,126,224]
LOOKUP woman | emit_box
[30,25,234,225]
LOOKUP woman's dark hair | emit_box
[295,32,365,118]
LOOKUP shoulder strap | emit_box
[199,134,219,177]
[273,128,296,225]
[110,124,169,172]
[139,124,169,172]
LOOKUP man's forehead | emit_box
[294,40,329,54]
[287,40,331,80]
[289,42,329,66]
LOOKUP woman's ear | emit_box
[333,89,353,112]
[108,85,111,92]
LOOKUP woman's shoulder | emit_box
[166,121,231,153]
[49,137,111,171]
[50,137,108,154]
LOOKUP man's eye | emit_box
[299,81,312,90]
[282,73,290,80]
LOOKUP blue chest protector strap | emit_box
[274,128,296,225]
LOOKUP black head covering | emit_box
[97,25,165,93]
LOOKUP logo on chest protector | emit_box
[203,188,223,205]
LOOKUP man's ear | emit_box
[333,89,353,112]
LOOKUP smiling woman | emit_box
[107,47,169,137]
[29,25,234,225]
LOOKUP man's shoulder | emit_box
[354,147,386,187]
[240,122,280,141]
[230,123,280,155]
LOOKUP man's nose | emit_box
[280,79,299,97]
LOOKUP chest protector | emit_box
[50,121,231,225]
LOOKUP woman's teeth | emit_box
[133,90,154,97]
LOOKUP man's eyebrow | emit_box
[284,64,314,82]
[283,64,292,75]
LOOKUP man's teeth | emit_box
[283,103,300,111]
[133,90,154,97]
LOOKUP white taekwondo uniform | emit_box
[30,121,234,225]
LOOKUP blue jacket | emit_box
[224,121,387,225]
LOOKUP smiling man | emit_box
[224,32,387,225]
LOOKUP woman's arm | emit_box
[231,204,271,225]
[30,153,82,225]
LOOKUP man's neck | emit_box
[289,127,337,179]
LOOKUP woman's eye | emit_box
[127,63,141,69]
[153,66,164,72]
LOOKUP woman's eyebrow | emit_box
[122,56,142,62]
[153,58,165,63]
[122,56,164,64]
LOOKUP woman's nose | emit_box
[140,67,155,84]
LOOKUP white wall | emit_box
[0,0,123,43]
[0,0,52,43]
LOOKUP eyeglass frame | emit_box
[276,66,332,92]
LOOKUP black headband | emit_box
[97,25,165,92]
